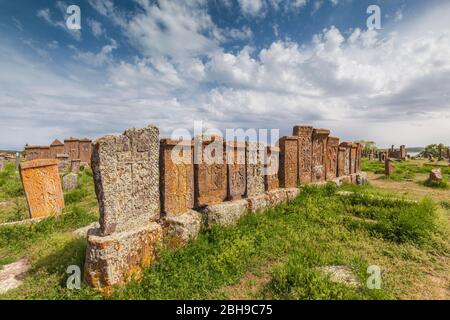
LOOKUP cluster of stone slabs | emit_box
[82,124,363,292]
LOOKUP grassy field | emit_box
[0,160,449,300]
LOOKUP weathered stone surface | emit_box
[160,139,194,216]
[226,141,246,200]
[0,258,30,294]
[73,222,100,238]
[285,188,300,201]
[202,199,248,227]
[245,141,265,197]
[350,143,358,174]
[356,143,362,173]
[79,139,92,166]
[385,159,394,176]
[164,210,203,242]
[247,193,269,213]
[24,145,50,161]
[429,169,443,182]
[92,125,160,236]
[56,154,70,173]
[326,137,339,180]
[63,173,78,191]
[279,136,298,188]
[194,136,227,208]
[266,188,287,207]
[355,172,368,185]
[293,125,313,184]
[312,129,330,182]
[71,159,81,174]
[19,159,64,218]
[64,138,80,161]
[337,146,346,177]
[264,145,279,191]
[84,223,162,292]
[49,139,64,159]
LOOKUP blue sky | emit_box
[0,0,449,150]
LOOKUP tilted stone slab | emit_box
[19,159,64,218]
[279,136,298,188]
[245,141,265,197]
[92,125,160,236]
[160,139,194,216]
[226,141,246,200]
[84,222,162,293]
[164,210,203,242]
[264,145,279,191]
[326,137,340,180]
[312,129,330,182]
[293,125,313,184]
[202,199,248,227]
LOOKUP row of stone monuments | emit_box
[81,124,365,293]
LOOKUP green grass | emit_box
[421,179,449,190]
[1,176,448,300]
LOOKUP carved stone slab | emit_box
[312,129,330,182]
[293,125,313,184]
[226,141,246,200]
[245,141,265,197]
[264,145,279,191]
[279,136,298,188]
[326,137,340,180]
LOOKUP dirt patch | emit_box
[319,265,360,288]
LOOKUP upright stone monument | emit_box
[79,138,93,166]
[356,143,362,173]
[64,138,80,161]
[312,129,330,182]
[350,143,358,174]
[85,125,162,292]
[160,139,194,216]
[293,125,313,184]
[245,141,265,197]
[385,158,394,176]
[194,136,227,208]
[279,136,298,188]
[71,159,81,174]
[56,154,70,173]
[49,139,64,159]
[226,141,246,200]
[264,145,279,191]
[19,159,65,218]
[339,142,352,176]
[337,146,346,177]
[326,137,340,180]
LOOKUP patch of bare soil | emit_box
[0,258,30,294]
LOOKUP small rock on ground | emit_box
[0,258,31,294]
[73,222,100,238]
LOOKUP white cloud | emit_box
[36,7,81,41]
[238,0,265,16]
[72,40,118,67]
[87,19,105,37]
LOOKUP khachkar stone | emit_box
[245,141,265,197]
[194,136,227,208]
[312,129,330,182]
[293,125,313,184]
[79,138,92,166]
[264,145,279,191]
[337,146,346,177]
[50,139,64,159]
[350,143,358,174]
[340,142,352,176]
[385,158,394,176]
[56,154,70,173]
[160,139,194,216]
[64,138,80,161]
[279,136,298,188]
[85,125,162,292]
[91,125,160,236]
[19,159,65,218]
[226,141,246,200]
[71,159,81,174]
[356,143,362,173]
[326,137,340,180]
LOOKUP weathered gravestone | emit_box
[194,136,227,208]
[160,139,194,216]
[63,173,78,191]
[428,169,442,182]
[56,154,70,173]
[356,143,362,173]
[337,146,346,177]
[279,136,298,188]
[245,141,265,197]
[71,159,81,174]
[326,137,340,180]
[385,158,394,176]
[350,143,358,174]
[91,125,160,236]
[293,125,313,185]
[312,129,330,182]
[264,145,279,191]
[19,159,65,218]
[226,141,246,200]
[85,125,162,292]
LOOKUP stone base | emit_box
[246,194,269,213]
[355,172,368,185]
[285,188,300,201]
[266,188,288,207]
[164,210,203,242]
[84,222,162,293]
[202,199,248,227]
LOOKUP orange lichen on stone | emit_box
[19,159,64,218]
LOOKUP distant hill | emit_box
[406,147,424,153]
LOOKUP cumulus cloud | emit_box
[36,6,81,41]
